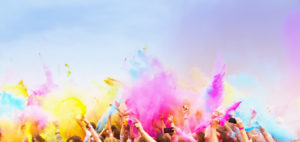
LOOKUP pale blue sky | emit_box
[0,0,299,90]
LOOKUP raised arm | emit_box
[82,117,102,142]
[107,114,113,137]
[236,118,250,142]
[260,126,275,142]
[133,118,156,142]
[182,105,191,133]
[205,118,219,142]
[76,117,87,132]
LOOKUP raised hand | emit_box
[235,118,244,129]
[133,118,143,131]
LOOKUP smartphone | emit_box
[228,117,237,124]
[164,127,174,133]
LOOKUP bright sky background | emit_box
[0,0,299,94]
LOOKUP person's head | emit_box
[217,127,236,142]
[67,136,82,142]
[90,122,97,129]
[111,125,118,132]
[32,134,45,142]
[194,132,205,142]
[137,137,146,142]
[104,137,119,142]
[113,129,120,139]
[156,135,171,142]
[177,137,185,142]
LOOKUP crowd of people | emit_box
[21,102,289,142]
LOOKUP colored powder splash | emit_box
[41,85,90,140]
[39,77,122,140]
[1,80,29,97]
[40,86,89,141]
[54,97,87,118]
[0,92,27,118]
[219,101,242,126]
[205,55,226,115]
[65,64,72,77]
[205,70,225,113]
[27,64,57,106]
[123,50,182,136]
[124,72,180,136]
[31,65,57,96]
[53,97,87,140]
[124,48,157,80]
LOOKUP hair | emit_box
[32,134,45,142]
[177,137,185,142]
[85,122,97,129]
[137,137,146,142]
[156,135,171,142]
[67,136,83,142]
[111,125,117,131]
[195,132,205,142]
[217,126,236,142]
[110,125,120,139]
[90,122,97,129]
[104,137,119,142]
[113,129,120,139]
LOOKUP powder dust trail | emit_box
[203,63,225,124]
[31,65,57,96]
[32,53,57,97]
[219,101,241,126]
[27,64,57,106]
